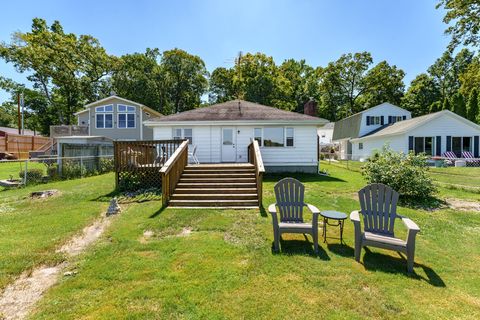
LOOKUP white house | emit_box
[144,100,329,173]
[333,103,480,160]
[318,122,334,145]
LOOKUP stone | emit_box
[106,197,121,216]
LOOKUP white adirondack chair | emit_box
[269,178,320,253]
[350,183,420,272]
[188,145,199,164]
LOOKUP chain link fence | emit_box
[0,154,114,188]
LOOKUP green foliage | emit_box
[451,92,466,117]
[401,74,441,116]
[99,157,114,173]
[19,168,44,183]
[437,0,480,50]
[61,160,85,179]
[442,97,451,111]
[362,146,437,200]
[429,100,442,113]
[466,88,479,123]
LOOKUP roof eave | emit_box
[144,119,328,127]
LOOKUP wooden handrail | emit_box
[248,140,265,206]
[160,140,189,206]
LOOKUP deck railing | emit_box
[248,140,265,205]
[160,140,189,206]
[113,139,184,190]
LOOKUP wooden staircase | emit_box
[169,164,260,208]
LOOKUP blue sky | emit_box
[0,0,449,102]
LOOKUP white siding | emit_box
[359,103,412,137]
[352,136,406,160]
[153,124,318,166]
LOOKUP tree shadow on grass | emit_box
[362,248,446,287]
[149,205,167,219]
[272,235,331,261]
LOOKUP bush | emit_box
[361,146,437,201]
[19,168,44,183]
[61,160,84,180]
[99,157,114,173]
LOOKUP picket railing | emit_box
[248,140,265,205]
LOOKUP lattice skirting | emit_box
[116,168,162,191]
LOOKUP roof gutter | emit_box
[143,119,329,127]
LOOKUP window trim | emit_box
[95,104,113,113]
[95,113,113,129]
[172,128,193,145]
[117,113,136,129]
[413,136,435,156]
[254,127,295,148]
[117,104,136,113]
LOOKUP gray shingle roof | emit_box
[146,100,327,123]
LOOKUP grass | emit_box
[4,163,473,319]
[0,160,46,180]
[0,173,114,290]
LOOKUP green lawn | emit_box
[13,163,477,319]
[0,160,46,180]
[0,173,113,290]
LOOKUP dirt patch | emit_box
[30,190,59,199]
[446,198,480,212]
[0,216,112,320]
[177,227,192,237]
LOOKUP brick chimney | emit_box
[303,99,317,117]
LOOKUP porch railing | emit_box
[160,140,189,206]
[248,140,265,206]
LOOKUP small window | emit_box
[359,143,363,150]
[286,128,294,147]
[173,128,182,140]
[184,129,193,144]
[118,105,136,112]
[254,128,262,146]
[96,105,113,112]
[264,127,284,147]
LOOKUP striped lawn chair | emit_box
[462,151,480,166]
[443,151,457,165]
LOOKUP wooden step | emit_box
[169,199,259,207]
[179,177,256,183]
[176,182,257,188]
[185,164,254,170]
[174,188,257,194]
[181,173,255,178]
[183,169,255,174]
[171,193,258,200]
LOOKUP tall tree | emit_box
[459,57,480,97]
[437,0,480,50]
[442,97,452,110]
[451,92,467,116]
[160,49,208,114]
[360,61,405,107]
[208,67,236,103]
[467,88,479,123]
[111,48,166,112]
[401,74,441,116]
[0,18,116,124]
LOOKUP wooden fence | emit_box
[114,139,185,190]
[0,134,51,159]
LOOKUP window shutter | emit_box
[402,115,407,120]
[366,116,370,126]
[381,116,384,125]
[474,136,480,158]
[446,136,452,152]
[436,136,442,156]
[388,116,392,124]
[408,136,414,151]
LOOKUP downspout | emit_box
[140,107,143,140]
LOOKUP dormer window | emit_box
[388,115,407,124]
[366,116,383,126]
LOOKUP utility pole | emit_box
[17,93,21,134]
[20,92,25,135]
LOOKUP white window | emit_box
[117,105,136,128]
[254,128,262,146]
[359,143,363,150]
[286,128,294,147]
[255,127,294,148]
[414,137,435,156]
[172,128,193,144]
[95,105,113,113]
[452,136,472,157]
[95,105,113,129]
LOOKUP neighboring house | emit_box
[75,95,162,141]
[350,110,480,160]
[318,122,334,145]
[144,100,329,173]
[333,102,412,159]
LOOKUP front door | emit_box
[221,127,236,162]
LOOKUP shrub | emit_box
[19,168,44,183]
[61,160,84,180]
[361,145,437,200]
[99,158,114,173]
